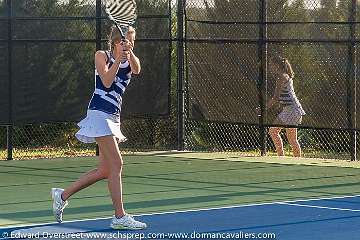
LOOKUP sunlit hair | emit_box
[272,56,295,78]
[107,26,136,51]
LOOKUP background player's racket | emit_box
[104,0,137,39]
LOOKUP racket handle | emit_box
[256,106,261,116]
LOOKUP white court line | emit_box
[279,202,360,212]
[2,193,360,230]
[138,193,360,217]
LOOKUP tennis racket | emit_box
[104,0,137,39]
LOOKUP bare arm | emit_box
[266,74,287,109]
[129,50,141,74]
[95,49,123,88]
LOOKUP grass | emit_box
[0,147,96,160]
[0,147,353,161]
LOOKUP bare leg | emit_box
[269,127,284,156]
[286,128,301,157]
[96,136,125,218]
[62,147,109,201]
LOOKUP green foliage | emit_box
[0,0,6,16]
[1,0,176,155]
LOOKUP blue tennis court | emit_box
[2,195,360,240]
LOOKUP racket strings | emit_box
[105,0,137,26]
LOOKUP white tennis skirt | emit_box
[75,110,127,144]
[278,106,305,126]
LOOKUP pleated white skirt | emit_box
[278,106,304,126]
[75,110,127,143]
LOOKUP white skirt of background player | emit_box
[75,110,127,143]
[277,105,306,126]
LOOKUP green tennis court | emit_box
[2,152,360,228]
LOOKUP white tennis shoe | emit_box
[110,214,147,230]
[51,188,68,223]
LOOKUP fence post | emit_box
[6,0,13,161]
[7,126,13,161]
[95,0,102,156]
[258,0,267,156]
[96,0,102,51]
[348,0,357,161]
[176,0,185,151]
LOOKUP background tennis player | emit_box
[266,56,305,157]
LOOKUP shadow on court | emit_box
[2,155,360,232]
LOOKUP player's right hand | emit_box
[114,42,125,63]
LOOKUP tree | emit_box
[1,0,176,152]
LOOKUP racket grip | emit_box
[256,106,261,116]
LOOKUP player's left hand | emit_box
[120,39,133,61]
[121,39,133,51]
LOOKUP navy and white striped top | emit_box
[279,78,305,115]
[88,51,131,117]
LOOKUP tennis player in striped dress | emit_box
[266,56,305,157]
[51,26,147,230]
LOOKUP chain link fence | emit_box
[184,0,359,160]
[0,0,359,160]
[0,0,177,160]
